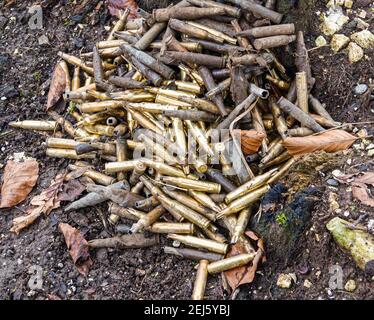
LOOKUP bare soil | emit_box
[0,0,373,300]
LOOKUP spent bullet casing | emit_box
[46,137,79,149]
[231,207,252,244]
[149,222,194,234]
[277,97,325,132]
[105,159,142,173]
[164,51,226,69]
[177,96,220,114]
[168,234,228,254]
[218,185,271,218]
[161,177,221,194]
[108,76,147,89]
[79,101,125,113]
[237,24,295,38]
[135,196,160,210]
[188,190,222,213]
[267,158,296,185]
[46,148,96,160]
[129,55,163,86]
[206,168,237,193]
[187,0,241,17]
[129,161,147,185]
[58,52,94,75]
[254,35,296,50]
[192,259,209,300]
[169,19,224,44]
[163,110,217,122]
[163,246,223,262]
[121,44,175,80]
[162,187,216,221]
[141,159,187,178]
[225,0,283,24]
[10,120,58,131]
[207,253,255,273]
[158,193,211,229]
[295,71,309,113]
[130,205,166,233]
[153,7,226,22]
[225,169,277,204]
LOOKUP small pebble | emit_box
[276,274,293,289]
[344,279,356,292]
[38,35,49,46]
[304,279,313,288]
[354,84,368,95]
[327,178,339,187]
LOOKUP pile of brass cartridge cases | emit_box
[9,0,339,299]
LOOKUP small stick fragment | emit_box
[277,97,325,132]
[88,234,158,249]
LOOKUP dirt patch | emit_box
[0,0,373,300]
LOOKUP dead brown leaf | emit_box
[107,0,139,19]
[335,172,374,207]
[10,171,67,234]
[58,179,86,202]
[352,183,374,207]
[232,129,266,155]
[282,130,357,157]
[355,172,374,186]
[58,223,92,276]
[0,160,39,208]
[46,61,68,111]
[223,231,265,292]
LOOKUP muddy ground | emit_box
[0,0,373,300]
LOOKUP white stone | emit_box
[304,279,313,288]
[331,34,350,52]
[315,35,327,47]
[347,42,364,63]
[357,9,367,19]
[344,279,356,292]
[277,274,293,289]
[351,30,374,49]
[320,20,340,36]
[38,35,49,46]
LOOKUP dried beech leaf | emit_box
[107,0,139,19]
[223,231,265,292]
[58,179,86,202]
[352,183,374,207]
[10,171,67,234]
[355,172,374,186]
[282,130,357,157]
[232,129,266,155]
[46,62,68,111]
[0,160,39,208]
[59,223,92,276]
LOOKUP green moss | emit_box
[276,211,288,227]
[33,71,41,82]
